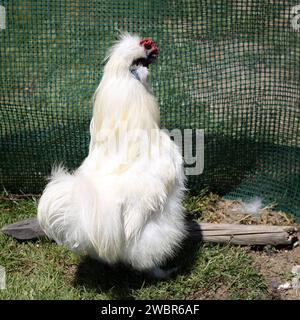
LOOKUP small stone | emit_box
[277,282,292,290]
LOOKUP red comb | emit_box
[140,38,158,55]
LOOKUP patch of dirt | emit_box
[187,285,229,300]
[201,198,295,226]
[248,245,300,300]
[195,197,300,300]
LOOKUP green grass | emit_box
[0,194,268,300]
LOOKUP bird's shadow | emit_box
[73,219,202,299]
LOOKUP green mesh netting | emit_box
[1,1,300,221]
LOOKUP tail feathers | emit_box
[37,166,76,246]
[37,167,125,264]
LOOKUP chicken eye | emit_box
[144,43,152,50]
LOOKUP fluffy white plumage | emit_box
[37,33,187,275]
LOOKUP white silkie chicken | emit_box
[37,33,187,278]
